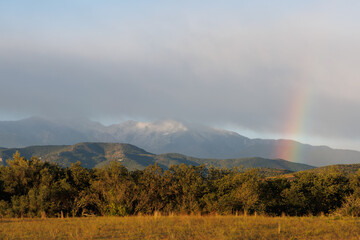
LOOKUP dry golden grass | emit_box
[1,215,360,239]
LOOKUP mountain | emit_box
[0,142,314,172]
[0,117,360,167]
[0,118,251,159]
[105,120,251,159]
[233,139,360,167]
[0,117,114,147]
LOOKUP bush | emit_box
[334,194,360,217]
[0,200,10,217]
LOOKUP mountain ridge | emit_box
[0,117,359,166]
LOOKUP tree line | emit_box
[1,152,360,218]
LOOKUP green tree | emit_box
[215,168,260,214]
[163,164,208,214]
[133,164,166,214]
[283,168,349,216]
[258,178,290,215]
[89,161,135,216]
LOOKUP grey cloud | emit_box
[1,1,360,149]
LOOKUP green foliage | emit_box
[335,194,360,217]
[258,178,290,215]
[89,161,134,216]
[282,167,350,215]
[213,168,261,214]
[0,152,356,217]
[303,164,360,176]
[335,169,360,217]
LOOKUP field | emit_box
[1,215,360,240]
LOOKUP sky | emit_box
[1,1,360,150]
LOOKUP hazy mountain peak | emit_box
[111,119,188,135]
[136,120,188,134]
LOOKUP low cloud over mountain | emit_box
[0,117,359,167]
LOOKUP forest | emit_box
[1,151,360,218]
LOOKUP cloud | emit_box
[1,1,360,149]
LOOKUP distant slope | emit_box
[1,117,360,166]
[235,139,360,167]
[106,120,251,159]
[0,143,155,169]
[0,117,114,147]
[155,153,313,172]
[0,142,314,172]
[0,117,85,147]
[299,163,360,176]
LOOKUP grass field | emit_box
[1,215,360,239]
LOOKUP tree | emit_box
[259,178,290,215]
[89,161,135,216]
[215,168,260,214]
[283,168,350,216]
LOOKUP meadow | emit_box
[1,215,360,240]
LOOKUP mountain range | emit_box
[0,117,359,167]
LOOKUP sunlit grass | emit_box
[1,215,360,239]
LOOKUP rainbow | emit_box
[274,86,310,163]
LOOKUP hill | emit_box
[297,163,360,176]
[0,142,314,172]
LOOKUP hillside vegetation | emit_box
[302,164,360,176]
[0,142,314,172]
